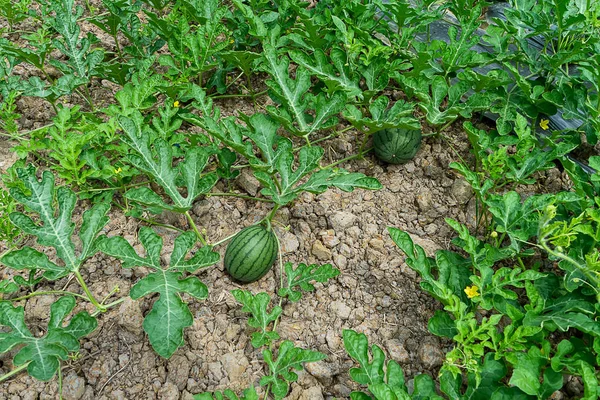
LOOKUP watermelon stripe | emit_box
[242,233,275,281]
[226,226,262,269]
[229,229,268,276]
[373,128,421,164]
[224,225,278,283]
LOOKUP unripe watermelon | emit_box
[373,128,422,164]
[224,225,278,283]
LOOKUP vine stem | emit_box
[0,363,29,383]
[73,271,105,312]
[91,298,126,317]
[265,204,281,224]
[207,192,273,203]
[7,290,89,303]
[185,211,208,246]
[210,89,268,99]
[58,362,64,400]
[210,231,241,247]
[322,147,373,170]
[263,229,286,400]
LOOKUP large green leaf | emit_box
[48,0,103,79]
[1,166,110,279]
[0,296,97,381]
[97,228,219,358]
[119,115,218,212]
[261,44,345,138]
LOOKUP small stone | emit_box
[305,361,337,386]
[299,386,324,400]
[62,373,86,400]
[320,230,340,248]
[385,339,410,363]
[118,298,144,335]
[418,340,444,369]
[565,376,584,398]
[236,170,261,196]
[415,188,433,212]
[549,391,565,400]
[110,389,127,400]
[222,350,249,383]
[326,330,341,350]
[333,254,347,269]
[167,355,191,390]
[181,391,196,400]
[369,238,385,251]
[193,200,211,217]
[450,178,473,204]
[312,240,332,260]
[328,211,357,231]
[281,232,300,254]
[158,382,179,399]
[332,384,352,397]
[208,361,224,381]
[330,300,351,319]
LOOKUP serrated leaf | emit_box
[0,166,110,280]
[289,48,361,97]
[97,228,219,358]
[0,296,97,381]
[343,96,420,134]
[119,115,218,212]
[262,44,344,138]
[343,329,386,385]
[231,290,281,348]
[260,340,326,399]
[278,262,340,302]
[299,168,383,195]
[49,0,103,79]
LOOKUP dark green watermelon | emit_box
[224,225,278,283]
[373,128,422,164]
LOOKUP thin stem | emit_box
[207,192,272,203]
[91,298,125,317]
[76,181,152,194]
[265,204,281,223]
[135,216,185,233]
[0,363,29,383]
[58,362,64,400]
[7,290,89,303]
[210,230,241,247]
[322,148,373,170]
[185,211,208,246]
[73,271,105,312]
[210,89,268,99]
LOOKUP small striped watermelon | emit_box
[224,224,278,283]
[373,128,422,164]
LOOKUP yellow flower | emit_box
[173,100,180,108]
[539,119,549,130]
[490,231,498,238]
[464,285,480,299]
[114,167,122,174]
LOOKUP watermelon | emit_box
[373,128,422,164]
[224,224,278,283]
